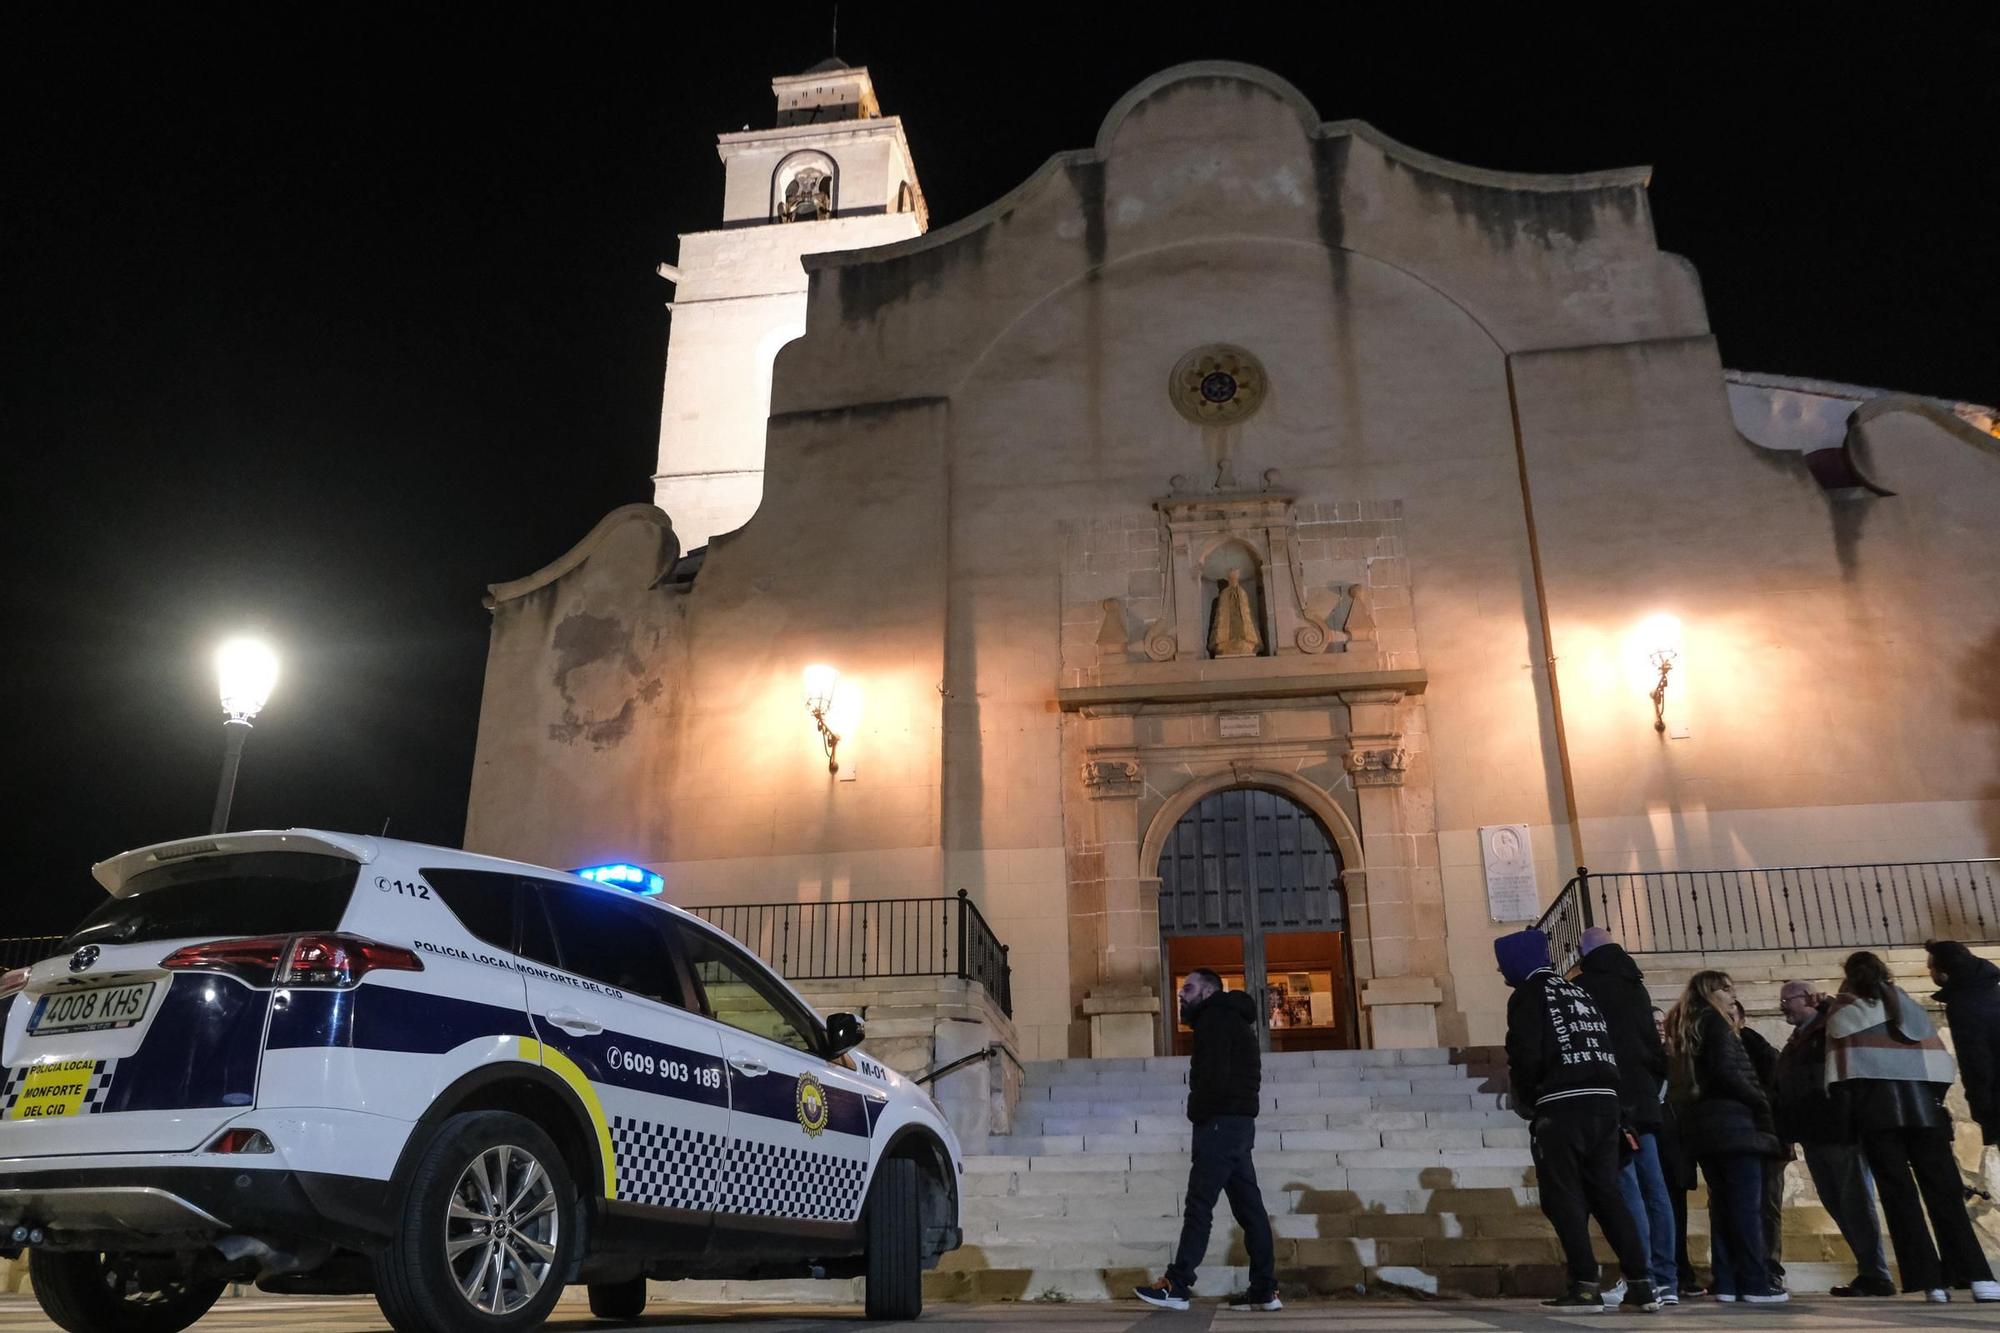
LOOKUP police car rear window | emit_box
[63,852,359,950]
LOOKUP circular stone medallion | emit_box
[1171,345,1266,426]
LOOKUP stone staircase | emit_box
[928,1045,1863,1301]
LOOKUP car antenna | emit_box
[379,818,392,836]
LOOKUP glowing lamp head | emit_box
[1638,613,1683,671]
[803,663,839,716]
[215,637,280,724]
[574,863,664,896]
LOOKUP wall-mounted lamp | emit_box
[803,663,842,773]
[1634,613,1683,734]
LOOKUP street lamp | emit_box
[211,636,279,834]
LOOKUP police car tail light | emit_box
[160,935,291,986]
[280,934,423,987]
[0,968,26,1000]
[161,934,423,988]
[206,1127,274,1154]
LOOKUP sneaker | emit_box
[1713,1293,1737,1303]
[1742,1291,1791,1305]
[1833,1276,1897,1297]
[1224,1289,1284,1311]
[1927,1289,1950,1304]
[1621,1281,1663,1313]
[1603,1279,1627,1306]
[1659,1291,1679,1306]
[1134,1276,1191,1311]
[1541,1283,1609,1311]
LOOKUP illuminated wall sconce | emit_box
[1635,614,1683,734]
[803,663,842,773]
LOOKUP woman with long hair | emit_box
[1665,971,1785,1302]
[1826,950,1999,1302]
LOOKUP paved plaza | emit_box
[4,1296,2000,1332]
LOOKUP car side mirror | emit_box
[826,1011,865,1057]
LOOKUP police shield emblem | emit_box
[795,1071,829,1137]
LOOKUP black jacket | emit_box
[1504,968,1622,1120]
[1773,1004,1845,1145]
[1574,944,1668,1130]
[1185,988,1261,1123]
[1935,950,2000,1145]
[1740,1025,1779,1092]
[1669,1005,1783,1160]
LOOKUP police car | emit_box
[0,831,964,1333]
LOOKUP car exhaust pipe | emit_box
[212,1234,330,1279]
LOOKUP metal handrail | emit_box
[692,890,1012,1018]
[1539,859,2000,975]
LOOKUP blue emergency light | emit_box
[573,863,665,896]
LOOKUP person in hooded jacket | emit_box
[1665,971,1787,1303]
[1926,940,2000,1149]
[1497,928,1657,1312]
[1826,950,1998,1303]
[1574,927,1678,1302]
[1134,969,1278,1312]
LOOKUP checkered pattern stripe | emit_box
[0,1067,25,1110]
[610,1114,868,1221]
[80,1061,117,1113]
[715,1137,868,1221]
[611,1116,723,1210]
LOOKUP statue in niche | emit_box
[1209,570,1263,658]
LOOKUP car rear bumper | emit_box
[0,1165,395,1252]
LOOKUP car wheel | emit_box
[373,1110,576,1333]
[29,1249,225,1333]
[587,1275,647,1318]
[864,1155,923,1319]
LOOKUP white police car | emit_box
[0,831,963,1333]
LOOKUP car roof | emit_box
[89,828,823,1015]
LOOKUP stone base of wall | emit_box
[790,975,1021,1140]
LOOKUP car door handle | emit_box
[728,1055,769,1077]
[546,1007,603,1035]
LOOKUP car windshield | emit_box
[63,851,360,949]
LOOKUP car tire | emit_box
[29,1249,225,1333]
[373,1110,577,1333]
[587,1275,648,1318]
[864,1155,923,1320]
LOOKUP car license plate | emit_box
[28,982,157,1035]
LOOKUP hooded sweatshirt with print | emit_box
[1497,929,1622,1120]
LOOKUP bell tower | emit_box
[652,60,928,550]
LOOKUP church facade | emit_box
[465,62,2000,1060]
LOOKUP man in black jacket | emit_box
[1134,969,1278,1311]
[1775,980,1894,1295]
[1499,928,1657,1312]
[1575,928,1678,1302]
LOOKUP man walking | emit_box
[1498,928,1658,1312]
[1135,969,1279,1311]
[1575,927,1679,1303]
[1773,979,1895,1296]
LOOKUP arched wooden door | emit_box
[1157,786,1357,1053]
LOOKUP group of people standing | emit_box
[1498,926,2000,1311]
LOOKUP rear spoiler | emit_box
[91,829,377,896]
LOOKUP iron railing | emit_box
[693,890,1011,1017]
[0,936,64,971]
[1538,860,2000,975]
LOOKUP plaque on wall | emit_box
[1219,713,1261,739]
[1480,824,1540,923]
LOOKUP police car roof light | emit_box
[574,863,664,896]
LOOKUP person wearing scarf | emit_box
[1824,950,1999,1302]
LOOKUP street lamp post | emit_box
[210,637,279,834]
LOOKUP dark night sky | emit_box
[6,9,1996,934]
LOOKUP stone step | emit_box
[1021,1066,1501,1091]
[984,1125,1537,1155]
[966,1203,1851,1239]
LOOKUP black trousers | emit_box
[1861,1126,1994,1291]
[1531,1099,1649,1287]
[1167,1114,1276,1292]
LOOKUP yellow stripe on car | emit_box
[520,1037,616,1199]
